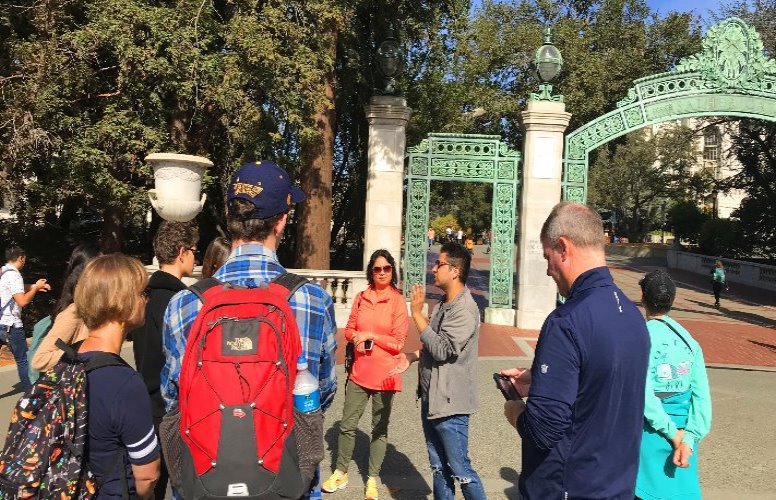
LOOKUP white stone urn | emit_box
[145,153,213,222]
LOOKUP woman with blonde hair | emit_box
[75,254,160,499]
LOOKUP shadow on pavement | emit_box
[0,384,23,400]
[500,466,521,498]
[466,268,490,316]
[683,298,776,329]
[325,420,430,498]
[749,340,776,352]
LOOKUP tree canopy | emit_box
[8,0,763,269]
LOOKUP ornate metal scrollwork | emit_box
[563,17,776,204]
[405,133,521,310]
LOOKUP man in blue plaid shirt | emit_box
[161,160,337,499]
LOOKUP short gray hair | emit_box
[540,202,605,250]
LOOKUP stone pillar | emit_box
[363,96,412,268]
[515,100,571,330]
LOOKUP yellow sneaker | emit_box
[364,477,378,500]
[322,470,348,493]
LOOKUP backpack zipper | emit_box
[206,317,240,329]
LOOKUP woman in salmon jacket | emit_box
[322,249,408,500]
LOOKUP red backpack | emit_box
[175,273,311,499]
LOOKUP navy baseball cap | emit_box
[226,160,306,219]
[639,269,677,311]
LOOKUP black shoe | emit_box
[714,302,720,309]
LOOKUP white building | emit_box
[652,118,746,219]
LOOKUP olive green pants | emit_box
[335,382,395,477]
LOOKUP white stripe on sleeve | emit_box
[128,434,159,461]
[127,427,155,449]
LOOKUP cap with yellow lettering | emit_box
[226,160,306,219]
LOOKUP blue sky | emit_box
[647,0,726,18]
[472,1,731,20]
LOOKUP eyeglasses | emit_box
[433,260,455,269]
[372,265,393,274]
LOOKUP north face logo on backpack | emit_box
[171,273,316,500]
[226,337,253,352]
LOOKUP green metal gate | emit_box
[564,17,776,202]
[404,133,521,310]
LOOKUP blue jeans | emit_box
[6,326,31,392]
[421,402,486,500]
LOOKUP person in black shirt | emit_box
[131,221,198,499]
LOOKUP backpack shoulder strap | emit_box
[652,318,694,354]
[272,272,309,302]
[0,299,14,315]
[188,277,222,304]
[84,352,130,372]
[55,338,129,371]
[0,268,19,314]
[56,338,79,361]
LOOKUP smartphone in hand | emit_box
[363,339,374,351]
[493,373,522,400]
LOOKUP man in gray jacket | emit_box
[392,242,485,500]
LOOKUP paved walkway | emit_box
[391,245,776,370]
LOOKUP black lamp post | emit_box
[661,201,667,244]
[375,30,404,96]
[531,27,564,102]
[711,189,719,220]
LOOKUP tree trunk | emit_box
[100,206,124,254]
[295,33,337,270]
[171,100,190,153]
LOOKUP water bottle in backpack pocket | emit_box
[293,356,320,414]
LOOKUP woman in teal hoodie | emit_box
[711,260,726,309]
[636,270,712,500]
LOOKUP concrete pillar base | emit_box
[515,99,571,330]
[485,307,516,326]
[363,96,413,268]
[406,300,430,317]
[515,306,551,331]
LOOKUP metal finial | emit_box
[544,26,553,45]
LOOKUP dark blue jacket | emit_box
[518,267,650,499]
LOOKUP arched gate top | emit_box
[563,17,776,202]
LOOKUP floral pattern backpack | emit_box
[0,340,128,499]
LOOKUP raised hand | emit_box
[410,284,425,315]
[34,279,51,292]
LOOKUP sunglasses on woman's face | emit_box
[372,265,393,274]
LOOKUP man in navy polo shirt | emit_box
[501,202,650,499]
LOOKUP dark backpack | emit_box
[343,292,364,378]
[169,273,320,500]
[0,340,129,499]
